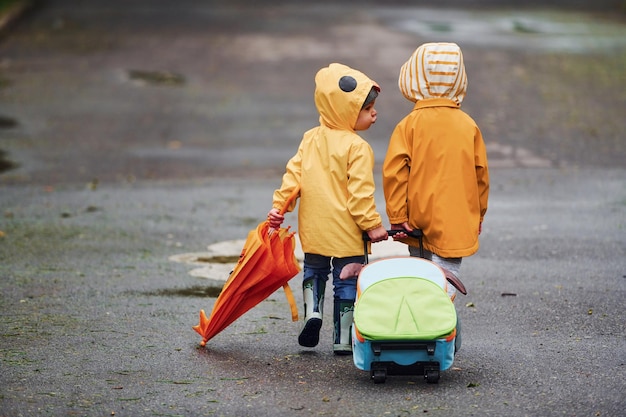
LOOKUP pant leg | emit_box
[409,245,462,276]
[330,255,363,354]
[298,254,331,348]
[432,254,462,278]
[331,255,365,301]
[409,245,461,299]
[303,253,331,282]
[408,244,432,260]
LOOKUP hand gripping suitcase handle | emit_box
[362,229,468,295]
[361,229,424,264]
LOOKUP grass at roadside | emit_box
[0,0,32,31]
[0,0,22,15]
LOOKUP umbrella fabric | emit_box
[246,225,300,312]
[193,186,301,347]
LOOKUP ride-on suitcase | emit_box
[351,230,460,384]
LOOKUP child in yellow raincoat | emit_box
[383,43,489,350]
[268,63,388,355]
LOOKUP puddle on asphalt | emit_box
[378,8,626,53]
[139,249,238,297]
[138,253,233,297]
[0,117,19,174]
[142,285,223,298]
[127,69,186,86]
[195,255,240,264]
[225,8,626,65]
[0,115,18,129]
[169,240,250,282]
[0,150,18,174]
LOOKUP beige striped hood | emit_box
[398,42,467,104]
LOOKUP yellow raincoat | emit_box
[273,63,383,257]
[383,43,489,258]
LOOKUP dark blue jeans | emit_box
[303,253,365,300]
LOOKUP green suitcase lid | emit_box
[354,276,456,341]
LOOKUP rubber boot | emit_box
[333,299,354,355]
[298,277,325,348]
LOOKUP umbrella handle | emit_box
[279,184,301,216]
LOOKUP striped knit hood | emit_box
[398,42,467,104]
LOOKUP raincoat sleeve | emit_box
[272,145,302,214]
[474,127,489,223]
[382,122,411,225]
[346,141,382,231]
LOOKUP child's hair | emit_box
[362,87,379,109]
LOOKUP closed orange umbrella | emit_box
[193,186,301,347]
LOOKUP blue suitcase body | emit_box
[351,256,458,384]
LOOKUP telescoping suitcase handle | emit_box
[362,229,424,264]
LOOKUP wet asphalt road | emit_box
[1,1,625,417]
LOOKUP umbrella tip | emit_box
[192,309,210,337]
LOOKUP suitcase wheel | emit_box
[371,369,387,384]
[425,369,440,384]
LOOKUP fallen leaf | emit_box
[168,140,182,149]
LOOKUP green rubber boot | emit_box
[298,278,325,348]
[333,299,354,355]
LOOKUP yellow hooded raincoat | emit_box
[383,43,489,258]
[273,63,383,258]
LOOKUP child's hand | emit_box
[367,226,388,243]
[267,208,284,229]
[390,222,412,239]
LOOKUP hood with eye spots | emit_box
[314,63,380,131]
